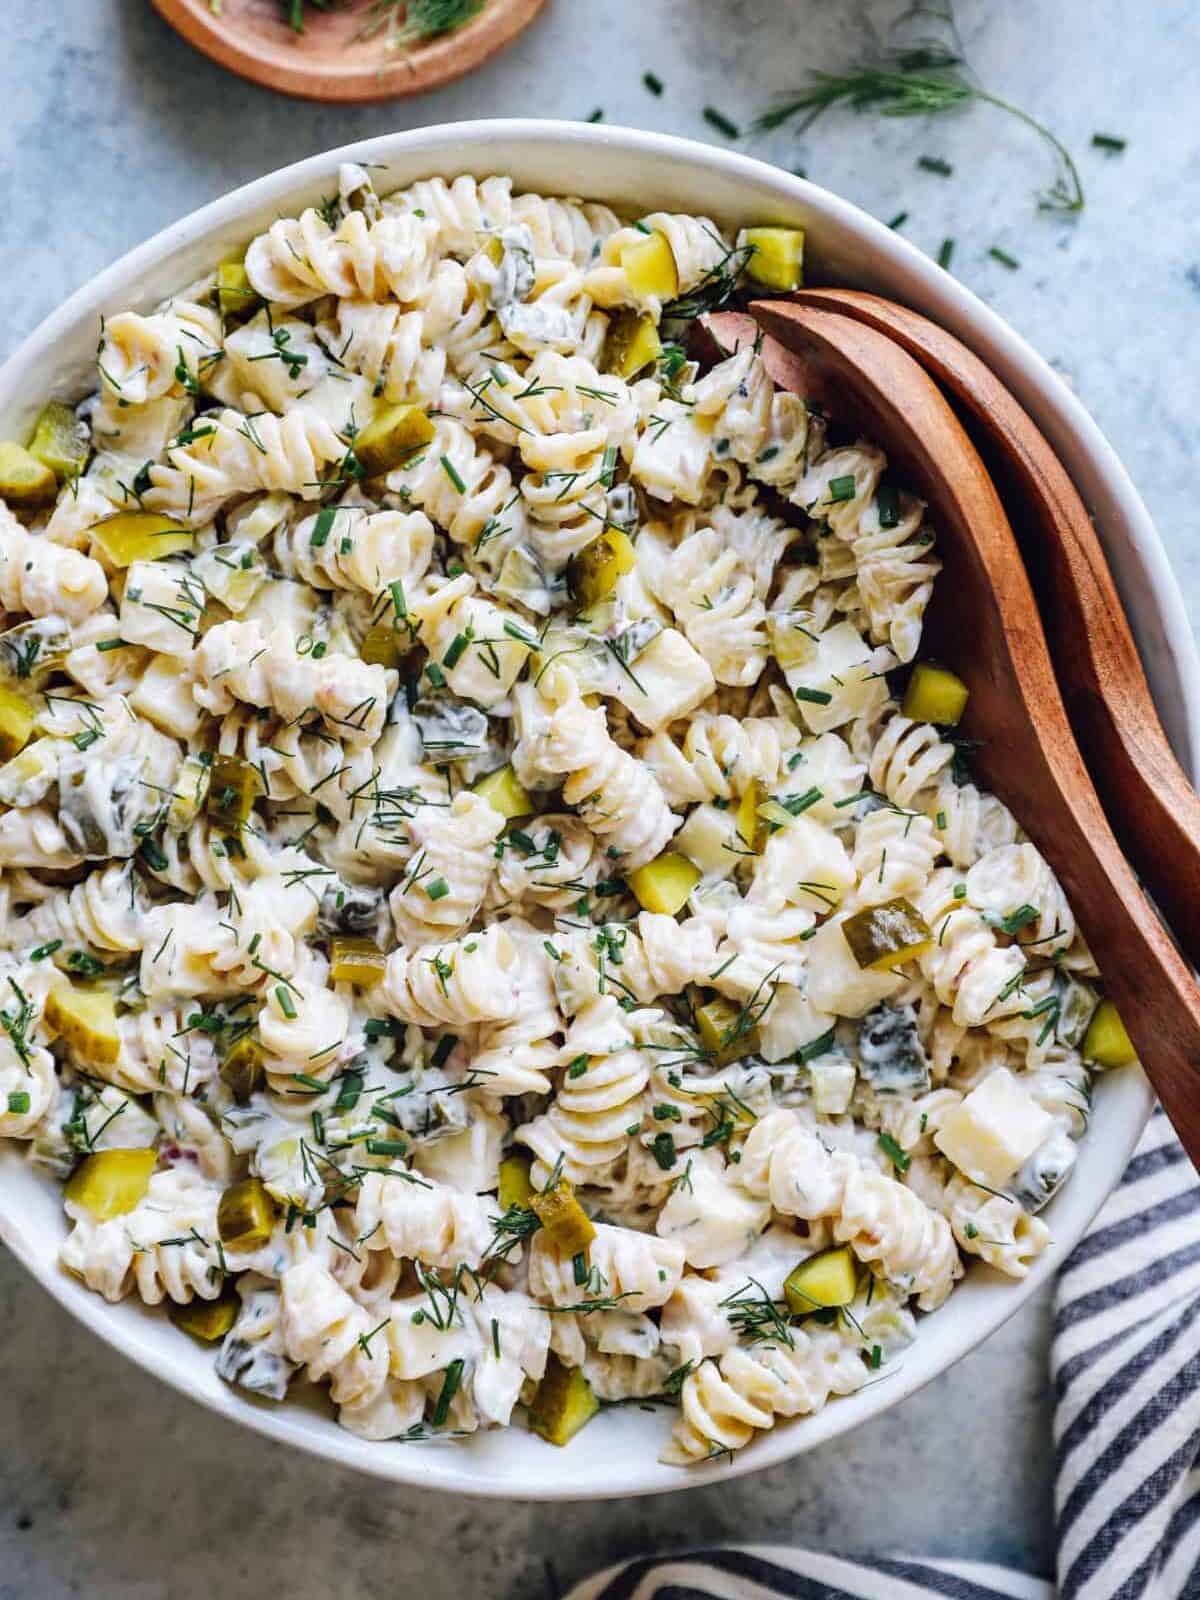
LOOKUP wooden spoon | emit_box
[730,301,1200,1160]
[778,286,1200,970]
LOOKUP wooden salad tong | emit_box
[782,286,1200,972]
[713,302,1200,1164]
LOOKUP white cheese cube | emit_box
[130,654,205,739]
[809,1054,857,1115]
[934,1067,1054,1189]
[805,916,903,1017]
[784,619,893,734]
[757,983,834,1065]
[119,561,203,657]
[611,627,715,732]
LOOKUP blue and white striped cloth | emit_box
[567,1111,1199,1600]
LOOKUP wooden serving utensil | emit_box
[726,300,1200,1162]
[780,286,1200,971]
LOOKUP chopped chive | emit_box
[425,662,446,688]
[703,106,740,139]
[794,686,833,706]
[827,474,857,503]
[937,237,955,270]
[442,632,469,669]
[599,444,618,488]
[440,455,467,494]
[887,211,909,230]
[431,1358,464,1426]
[292,1072,326,1091]
[389,578,407,617]
[424,877,450,901]
[366,1138,409,1159]
[276,985,297,1019]
[876,483,900,527]
[72,728,101,752]
[7,1091,30,1115]
[989,246,1020,270]
[878,1132,911,1173]
[95,638,125,652]
[650,1130,678,1170]
[1091,132,1126,152]
[643,71,663,96]
[29,940,63,962]
[572,1251,589,1286]
[587,108,604,123]
[310,507,336,548]
[566,1054,589,1079]
[431,1033,457,1068]
[918,155,953,176]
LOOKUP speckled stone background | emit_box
[1,1,1197,1594]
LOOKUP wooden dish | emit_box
[150,0,550,103]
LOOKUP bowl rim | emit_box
[0,118,1186,1499]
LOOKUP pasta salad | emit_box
[0,165,1136,1463]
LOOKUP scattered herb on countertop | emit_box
[757,46,1084,214]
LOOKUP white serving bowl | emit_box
[0,121,1191,1500]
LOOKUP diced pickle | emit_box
[46,984,120,1065]
[217,1177,278,1251]
[330,936,387,986]
[696,996,759,1067]
[604,311,663,379]
[1081,998,1137,1068]
[843,898,932,972]
[90,511,194,568]
[64,1148,157,1219]
[735,777,765,852]
[0,441,57,507]
[0,682,35,761]
[784,1245,858,1314]
[901,662,969,727]
[171,1287,240,1342]
[531,1180,596,1256]
[568,528,637,609]
[627,852,701,915]
[498,1153,535,1211]
[742,226,806,292]
[527,1356,600,1446]
[354,404,436,477]
[205,755,262,828]
[220,1035,265,1105]
[620,231,679,300]
[27,402,89,482]
[217,258,259,323]
[473,764,533,821]
[359,623,404,670]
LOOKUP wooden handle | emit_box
[789,287,1200,969]
[750,300,1200,1165]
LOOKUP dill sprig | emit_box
[359,0,485,46]
[758,47,1084,215]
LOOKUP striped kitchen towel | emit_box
[566,1110,1200,1600]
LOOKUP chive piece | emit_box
[310,507,336,548]
[566,1054,589,1079]
[95,638,125,653]
[887,211,909,230]
[7,1091,30,1115]
[73,728,101,752]
[442,633,469,669]
[989,246,1020,270]
[650,1130,678,1170]
[643,71,663,96]
[827,474,857,503]
[937,237,955,270]
[366,1138,409,1159]
[292,1072,327,1091]
[1000,903,1039,935]
[703,106,741,140]
[794,686,834,706]
[440,455,467,494]
[389,578,407,618]
[424,877,450,902]
[276,985,297,1019]
[29,940,63,962]
[1091,132,1126,151]
[599,444,618,488]
[572,1251,589,1286]
[876,483,900,527]
[797,1025,836,1063]
[587,108,604,123]
[878,1132,911,1173]
[432,1358,464,1427]
[918,155,953,176]
[431,1033,457,1068]
[425,662,446,688]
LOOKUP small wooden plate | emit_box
[151,0,551,103]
